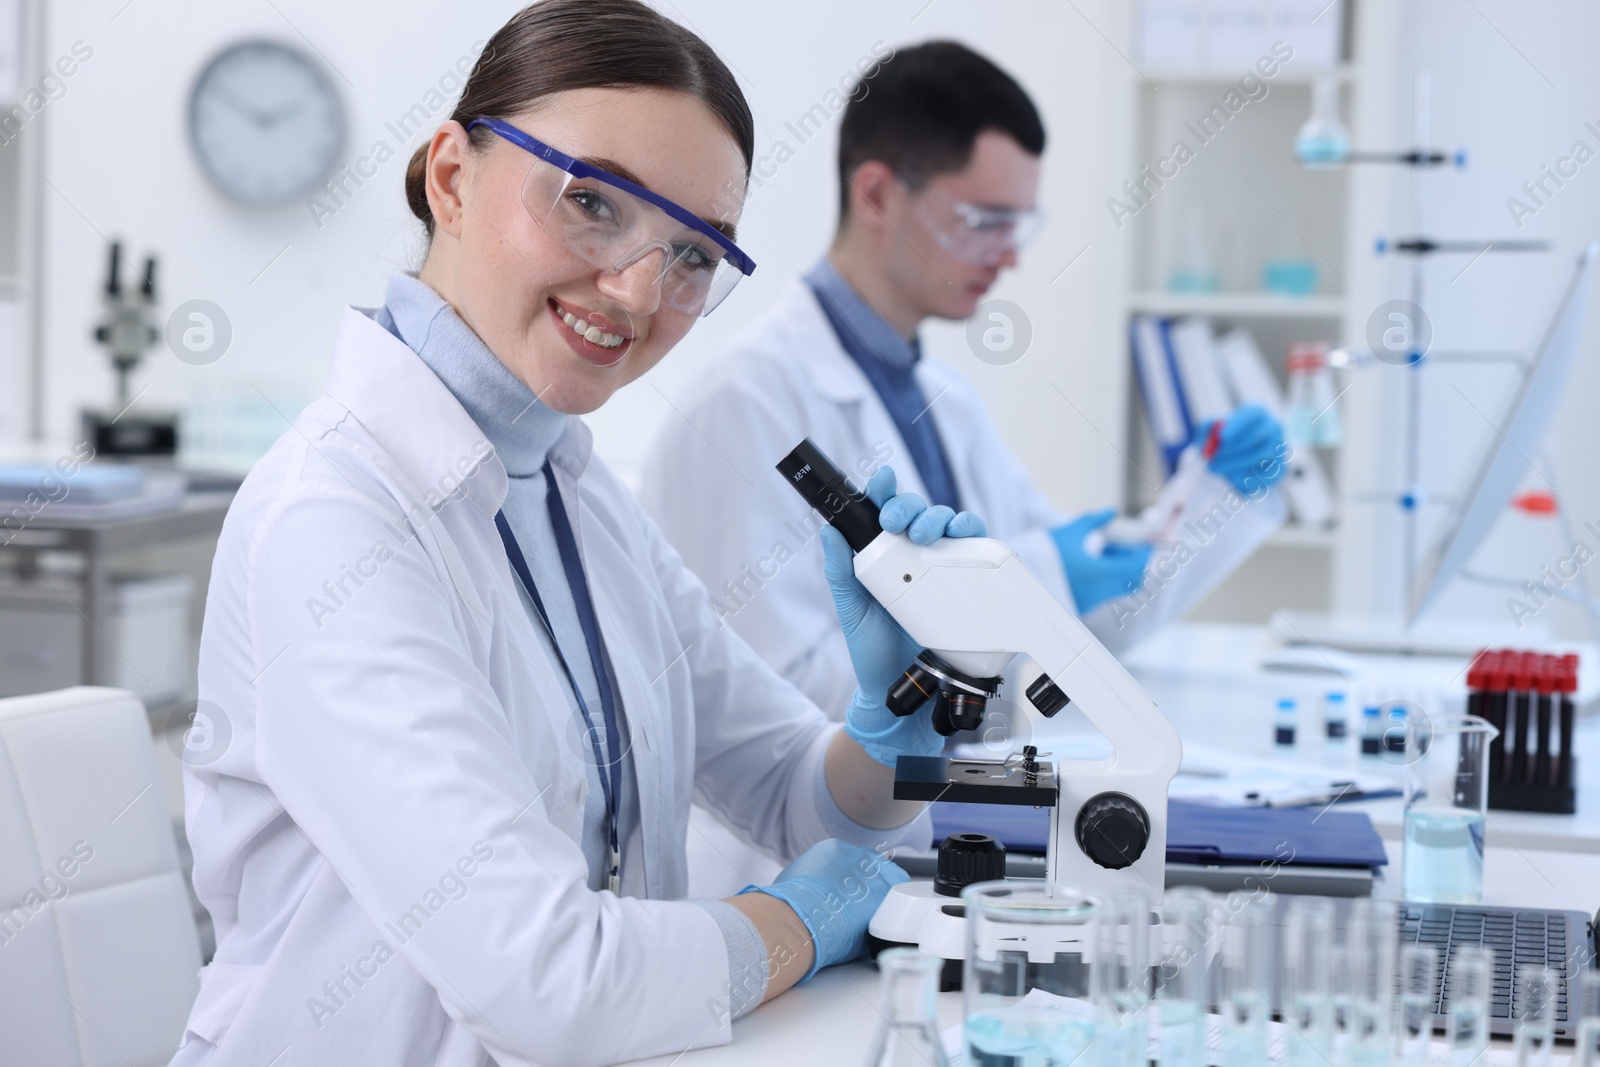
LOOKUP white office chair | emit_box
[0,687,201,1066]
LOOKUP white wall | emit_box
[33,0,1134,515]
[1333,0,1600,642]
[29,0,1600,640]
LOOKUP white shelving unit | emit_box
[0,0,43,444]
[1113,1,1370,621]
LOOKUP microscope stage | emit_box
[891,755,1059,806]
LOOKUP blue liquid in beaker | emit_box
[1403,807,1485,903]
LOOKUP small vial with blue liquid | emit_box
[1360,704,1383,756]
[1323,691,1347,741]
[1275,698,1296,746]
[1384,703,1408,754]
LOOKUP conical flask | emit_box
[864,948,951,1067]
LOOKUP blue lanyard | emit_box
[494,461,625,894]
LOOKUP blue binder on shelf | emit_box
[1129,313,1195,476]
[931,799,1388,870]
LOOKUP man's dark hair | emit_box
[837,41,1045,222]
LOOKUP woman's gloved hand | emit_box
[819,465,987,767]
[1051,508,1153,616]
[740,838,909,980]
[1204,404,1287,494]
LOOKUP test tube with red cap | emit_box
[1557,654,1578,788]
[1533,655,1557,786]
[1507,652,1537,784]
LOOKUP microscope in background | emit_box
[85,241,178,456]
[777,440,1183,966]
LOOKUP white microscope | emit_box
[777,440,1183,968]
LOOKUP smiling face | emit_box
[417,87,749,414]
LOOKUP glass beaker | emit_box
[1404,714,1498,903]
[863,947,951,1067]
[962,882,1099,1067]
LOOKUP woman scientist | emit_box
[171,2,987,1064]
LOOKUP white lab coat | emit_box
[640,280,1169,719]
[172,307,916,1067]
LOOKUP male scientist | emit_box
[640,41,1287,719]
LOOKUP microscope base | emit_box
[865,881,968,988]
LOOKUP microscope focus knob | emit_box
[1074,792,1151,871]
[934,833,1006,897]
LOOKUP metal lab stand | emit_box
[1,489,234,723]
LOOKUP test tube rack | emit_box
[1467,648,1579,815]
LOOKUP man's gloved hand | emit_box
[739,839,909,980]
[1051,508,1153,616]
[819,465,986,767]
[1204,404,1287,494]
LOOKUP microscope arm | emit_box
[854,531,1183,892]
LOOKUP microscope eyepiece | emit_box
[776,438,882,554]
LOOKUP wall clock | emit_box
[189,40,344,207]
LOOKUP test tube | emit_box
[1329,944,1354,1062]
[1514,965,1558,1067]
[1398,943,1439,1062]
[1347,898,1399,1066]
[1156,887,1213,1067]
[1576,968,1600,1067]
[1282,898,1334,1067]
[1092,887,1152,1067]
[1220,893,1274,1067]
[1447,946,1493,1067]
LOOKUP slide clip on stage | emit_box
[777,440,1183,965]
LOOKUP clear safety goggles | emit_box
[469,117,756,317]
[910,182,1046,267]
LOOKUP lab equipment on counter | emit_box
[862,947,949,1067]
[86,241,178,456]
[1467,647,1578,814]
[962,882,1098,1067]
[1092,888,1151,1067]
[1274,697,1296,746]
[1448,945,1494,1067]
[1282,898,1334,1067]
[1515,966,1559,1067]
[1576,969,1600,1067]
[1398,943,1439,1063]
[1155,887,1209,1067]
[1219,895,1274,1067]
[1323,690,1348,741]
[1360,702,1384,756]
[1403,714,1496,904]
[777,439,1182,962]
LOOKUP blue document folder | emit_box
[931,799,1388,869]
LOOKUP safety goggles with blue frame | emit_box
[468,117,756,317]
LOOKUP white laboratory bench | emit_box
[623,841,1600,1066]
[1119,622,1600,853]
[635,620,1599,1065]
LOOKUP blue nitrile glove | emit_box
[819,465,988,767]
[1205,404,1287,494]
[1050,508,1154,616]
[739,838,910,980]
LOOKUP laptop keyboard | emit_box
[1398,904,1571,1020]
